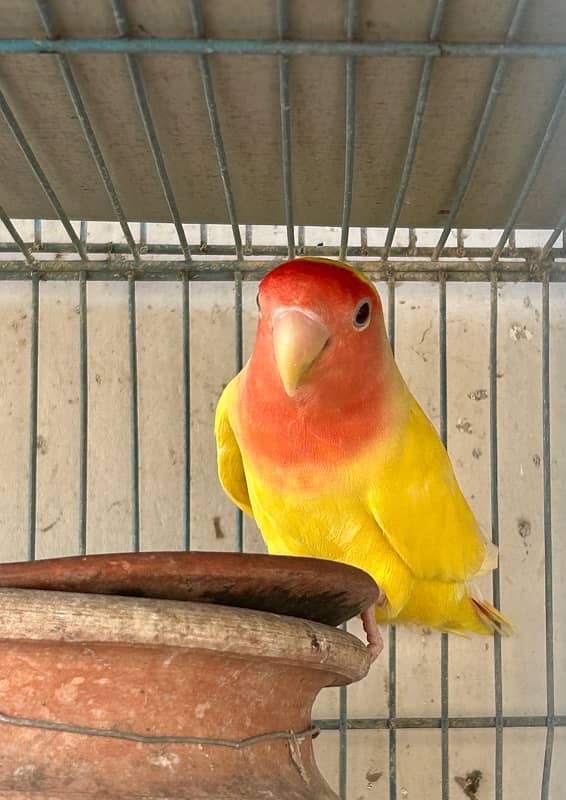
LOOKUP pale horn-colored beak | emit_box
[272,308,330,396]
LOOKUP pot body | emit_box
[0,588,369,799]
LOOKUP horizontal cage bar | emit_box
[2,38,566,58]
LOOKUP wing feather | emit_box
[214,376,253,516]
[367,397,489,583]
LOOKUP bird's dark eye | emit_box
[353,300,371,330]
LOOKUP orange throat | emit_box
[236,349,394,472]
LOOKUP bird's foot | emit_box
[361,605,383,663]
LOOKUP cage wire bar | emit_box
[438,277,449,800]
[0,5,564,800]
[4,38,566,57]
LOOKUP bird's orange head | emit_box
[239,257,397,466]
[251,257,389,402]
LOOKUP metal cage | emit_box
[0,1,564,798]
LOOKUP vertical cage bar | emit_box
[276,0,295,260]
[0,90,87,260]
[110,0,191,262]
[33,218,41,248]
[27,275,40,560]
[541,269,555,800]
[439,275,449,800]
[382,0,447,260]
[298,225,305,253]
[339,0,359,262]
[79,220,87,246]
[493,69,566,262]
[35,0,140,264]
[78,271,88,555]
[235,269,244,552]
[0,207,35,265]
[189,0,243,260]
[245,224,253,254]
[339,679,348,800]
[199,224,208,251]
[387,277,397,800]
[432,0,529,260]
[541,205,566,261]
[140,222,147,248]
[128,274,140,552]
[182,273,191,551]
[489,272,504,800]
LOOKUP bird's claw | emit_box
[361,604,384,664]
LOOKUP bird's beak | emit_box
[272,308,330,396]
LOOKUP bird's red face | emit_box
[253,257,387,403]
[240,258,395,467]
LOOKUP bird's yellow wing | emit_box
[214,376,253,516]
[367,396,489,583]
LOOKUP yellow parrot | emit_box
[215,257,512,660]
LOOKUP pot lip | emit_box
[0,588,370,684]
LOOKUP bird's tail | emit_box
[470,597,514,637]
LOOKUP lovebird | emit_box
[215,257,512,660]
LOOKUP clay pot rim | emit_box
[0,588,370,685]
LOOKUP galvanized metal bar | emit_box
[139,222,147,248]
[245,225,253,254]
[489,272,504,800]
[541,269,555,800]
[78,272,88,555]
[189,0,243,260]
[0,207,35,265]
[33,219,41,248]
[298,226,305,253]
[315,715,566,730]
[4,38,566,58]
[387,277,397,800]
[493,67,566,262]
[276,0,295,260]
[0,91,87,260]
[199,224,208,251]
[34,0,140,264]
[182,273,191,551]
[541,208,566,260]
[432,0,529,260]
[79,220,87,246]
[0,238,555,262]
[439,275,449,800]
[128,274,140,552]
[27,275,39,560]
[339,0,359,261]
[110,0,191,262]
[234,268,244,552]
[383,0,447,259]
[339,677,348,800]
[0,258,564,282]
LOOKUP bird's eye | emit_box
[353,300,371,330]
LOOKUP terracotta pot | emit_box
[0,554,377,799]
[0,551,378,627]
